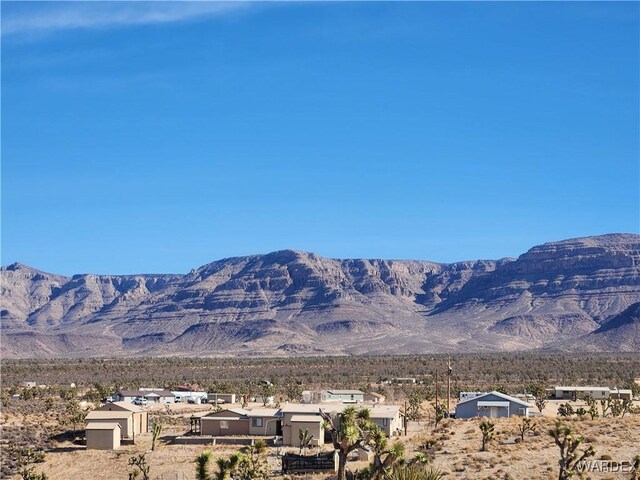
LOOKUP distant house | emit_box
[207,393,236,404]
[393,378,416,384]
[610,388,633,401]
[172,390,207,403]
[455,391,531,419]
[113,389,175,404]
[87,402,148,438]
[86,422,121,450]
[459,392,485,402]
[363,392,385,404]
[551,386,610,401]
[323,390,364,403]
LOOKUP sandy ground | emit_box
[15,400,640,480]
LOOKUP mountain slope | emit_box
[2,233,639,357]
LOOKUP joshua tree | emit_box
[235,441,269,480]
[479,420,495,452]
[600,398,612,418]
[320,406,379,480]
[406,391,424,421]
[298,428,314,455]
[433,404,447,427]
[527,384,548,413]
[65,399,86,437]
[285,382,303,402]
[151,422,162,451]
[631,454,640,480]
[548,420,596,480]
[517,417,536,441]
[369,424,405,480]
[195,450,212,480]
[128,454,150,480]
[557,403,574,418]
[215,453,241,480]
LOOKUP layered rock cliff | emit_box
[2,233,638,357]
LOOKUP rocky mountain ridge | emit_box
[2,233,639,357]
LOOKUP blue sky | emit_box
[2,2,639,275]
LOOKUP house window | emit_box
[252,418,263,428]
[220,421,229,430]
[382,418,389,426]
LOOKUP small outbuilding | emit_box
[86,422,121,450]
[87,402,148,439]
[455,391,531,419]
[207,393,237,404]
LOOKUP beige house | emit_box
[369,406,402,437]
[87,402,148,439]
[200,408,250,436]
[196,403,402,446]
[247,408,281,436]
[86,422,121,450]
[364,392,386,404]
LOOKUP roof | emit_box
[457,391,531,408]
[368,406,401,419]
[281,403,344,414]
[98,402,142,413]
[86,411,133,420]
[326,390,364,395]
[144,390,174,397]
[115,390,142,397]
[116,389,174,398]
[246,408,281,418]
[554,386,610,392]
[201,408,249,418]
[85,422,121,431]
[201,417,248,421]
[290,415,323,423]
[477,401,511,408]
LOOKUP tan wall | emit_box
[133,412,148,435]
[283,421,323,448]
[86,429,120,450]
[201,419,249,436]
[248,417,278,436]
[87,418,131,438]
[371,415,401,437]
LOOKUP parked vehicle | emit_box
[133,397,148,406]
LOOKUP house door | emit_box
[276,420,282,436]
[489,407,498,418]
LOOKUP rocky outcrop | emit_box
[1,234,639,357]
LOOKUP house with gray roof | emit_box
[455,391,532,419]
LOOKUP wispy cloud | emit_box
[1,1,251,38]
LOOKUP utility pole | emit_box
[447,354,452,417]
[403,400,408,436]
[435,370,439,426]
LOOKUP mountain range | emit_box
[1,233,639,358]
